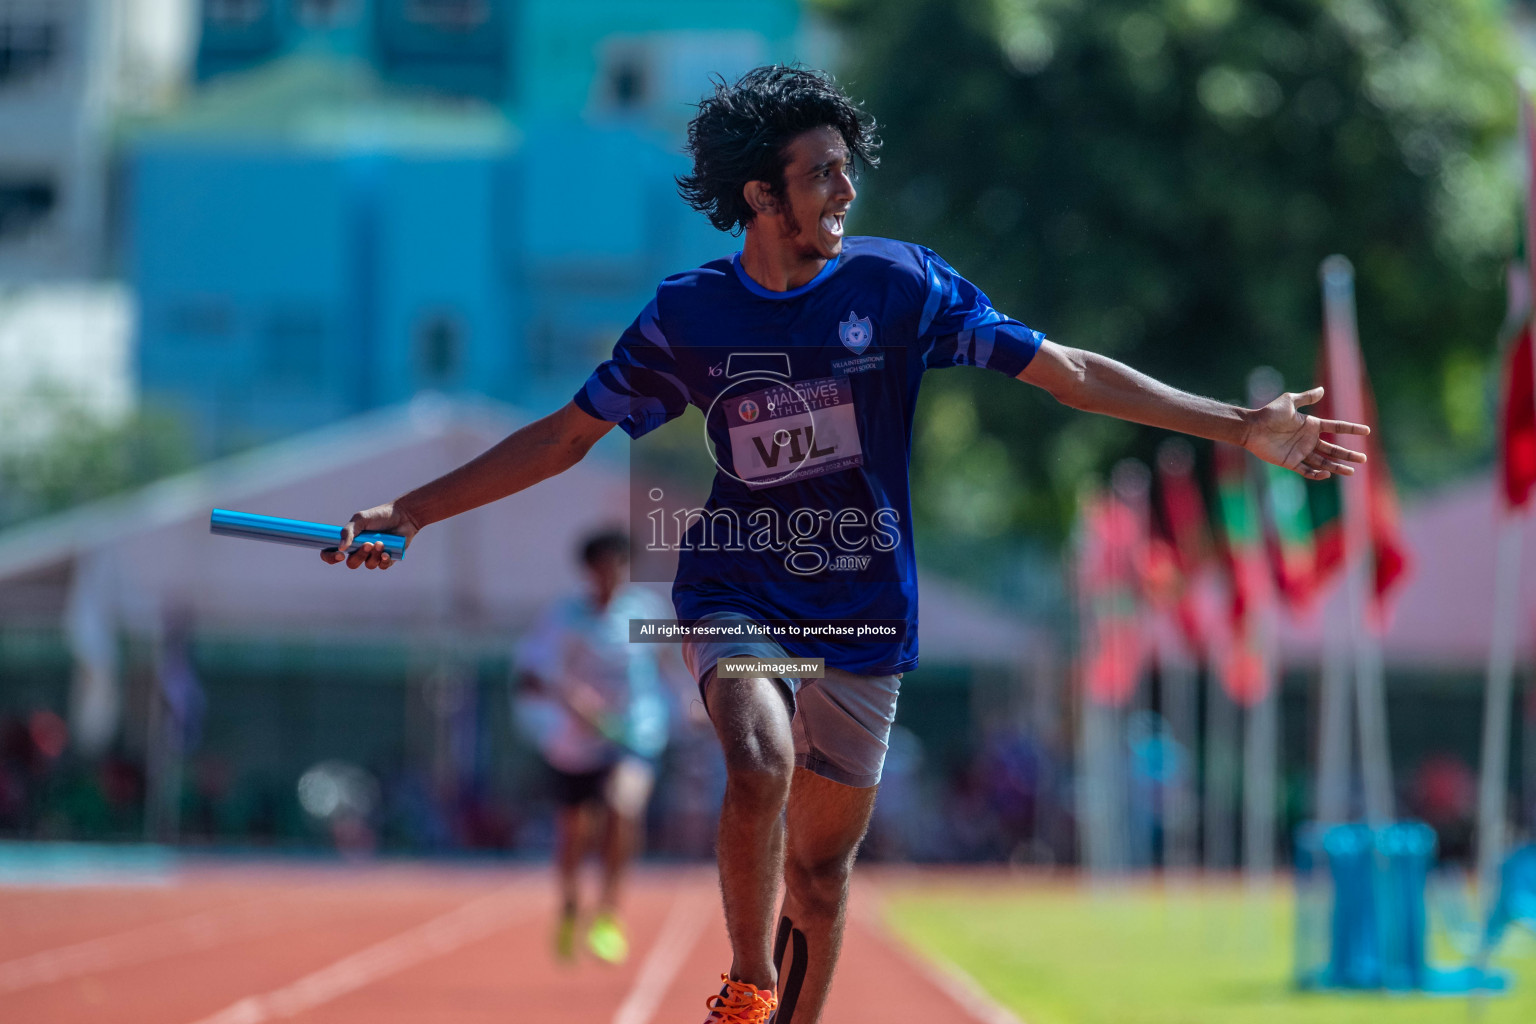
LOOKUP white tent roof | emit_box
[0,395,1042,665]
[1278,470,1536,671]
[0,395,625,642]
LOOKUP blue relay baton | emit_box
[209,509,407,561]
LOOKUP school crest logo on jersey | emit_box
[838,311,873,355]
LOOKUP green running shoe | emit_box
[586,911,629,964]
[553,911,577,963]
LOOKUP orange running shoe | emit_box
[702,973,778,1023]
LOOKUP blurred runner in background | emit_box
[514,530,670,964]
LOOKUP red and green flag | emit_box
[1215,442,1267,621]
[1154,440,1225,652]
[1500,316,1536,511]
[1257,457,1318,612]
[1214,441,1272,705]
[1077,487,1149,707]
[1305,260,1411,628]
[1500,87,1536,511]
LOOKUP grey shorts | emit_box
[681,613,901,789]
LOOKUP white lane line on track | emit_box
[611,889,713,1024]
[853,891,1027,1024]
[882,941,1028,1024]
[187,885,534,1024]
[0,898,298,993]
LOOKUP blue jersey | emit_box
[574,236,1043,674]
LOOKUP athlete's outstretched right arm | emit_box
[321,401,616,570]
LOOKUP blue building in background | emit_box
[130,0,807,453]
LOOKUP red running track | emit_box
[0,863,1021,1024]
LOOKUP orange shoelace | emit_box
[704,973,778,1023]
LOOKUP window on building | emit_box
[0,13,59,88]
[609,57,647,110]
[596,42,650,112]
[416,313,462,384]
[405,0,490,30]
[295,0,359,27]
[623,31,767,122]
[165,298,235,340]
[0,179,55,243]
[527,318,556,379]
[527,314,622,380]
[205,0,269,26]
[264,307,327,382]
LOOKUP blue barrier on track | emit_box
[1294,822,1507,994]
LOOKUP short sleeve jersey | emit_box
[574,237,1043,675]
[514,586,671,772]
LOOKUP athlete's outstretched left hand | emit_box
[1243,386,1369,480]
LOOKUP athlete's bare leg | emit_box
[555,803,593,917]
[772,769,877,1024]
[597,804,638,914]
[706,672,795,991]
[597,758,654,914]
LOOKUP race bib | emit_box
[723,376,864,489]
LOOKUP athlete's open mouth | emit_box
[821,213,845,239]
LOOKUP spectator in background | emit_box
[1411,753,1477,864]
[0,711,71,836]
[977,725,1045,863]
[514,530,672,964]
[0,715,39,832]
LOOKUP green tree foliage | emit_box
[0,389,193,530]
[818,0,1517,541]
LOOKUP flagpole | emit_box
[1154,438,1212,875]
[145,619,185,844]
[1526,681,1536,855]
[1073,492,1096,875]
[1158,622,1199,872]
[1204,668,1239,870]
[1114,459,1157,871]
[1315,600,1354,823]
[1476,522,1524,906]
[1351,567,1394,826]
[1075,487,1124,876]
[1320,255,1395,826]
[1474,79,1536,919]
[1243,673,1278,876]
[1244,371,1288,879]
[1078,652,1123,874]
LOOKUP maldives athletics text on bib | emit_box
[723,376,864,489]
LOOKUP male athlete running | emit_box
[324,66,1368,1024]
[514,530,670,965]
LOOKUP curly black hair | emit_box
[677,65,880,235]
